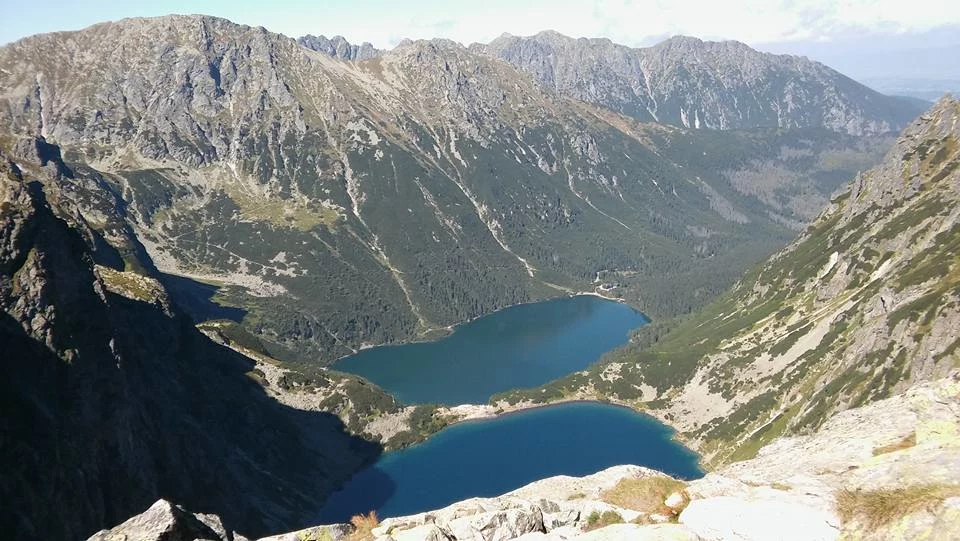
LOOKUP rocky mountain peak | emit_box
[656,34,705,46]
[297,34,380,60]
[646,35,765,65]
[894,94,959,150]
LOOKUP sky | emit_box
[1,0,958,80]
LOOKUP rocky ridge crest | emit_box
[298,34,381,60]
[478,31,923,135]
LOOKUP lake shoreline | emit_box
[319,400,704,523]
[333,290,642,363]
[332,295,649,405]
[314,291,706,524]
[437,395,706,472]
[327,294,676,462]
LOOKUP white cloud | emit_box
[280,0,960,48]
[4,0,958,52]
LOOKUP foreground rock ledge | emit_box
[90,373,960,541]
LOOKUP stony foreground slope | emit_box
[498,96,960,465]
[89,371,960,541]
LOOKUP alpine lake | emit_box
[322,295,703,522]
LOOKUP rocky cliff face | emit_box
[498,96,960,466]
[478,32,924,135]
[0,142,385,540]
[0,15,891,363]
[89,371,960,541]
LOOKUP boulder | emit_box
[390,524,454,541]
[542,509,579,529]
[445,505,544,541]
[87,499,241,541]
[680,496,838,541]
[568,523,699,540]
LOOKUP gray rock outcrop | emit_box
[87,500,245,541]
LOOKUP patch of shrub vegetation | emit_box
[887,291,943,330]
[584,510,624,531]
[386,405,452,449]
[872,432,916,456]
[769,322,814,357]
[896,228,959,290]
[203,320,271,357]
[244,369,267,386]
[601,476,686,514]
[702,389,780,442]
[339,377,401,418]
[836,484,960,530]
[795,358,884,431]
[873,195,947,244]
[276,371,330,391]
[347,511,379,541]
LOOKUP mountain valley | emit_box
[498,96,960,467]
[0,13,956,541]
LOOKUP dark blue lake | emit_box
[319,401,703,522]
[333,295,649,405]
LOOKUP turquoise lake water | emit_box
[319,401,703,522]
[333,295,649,404]
[321,295,702,522]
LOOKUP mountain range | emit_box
[0,15,910,366]
[68,93,960,541]
[300,30,924,136]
